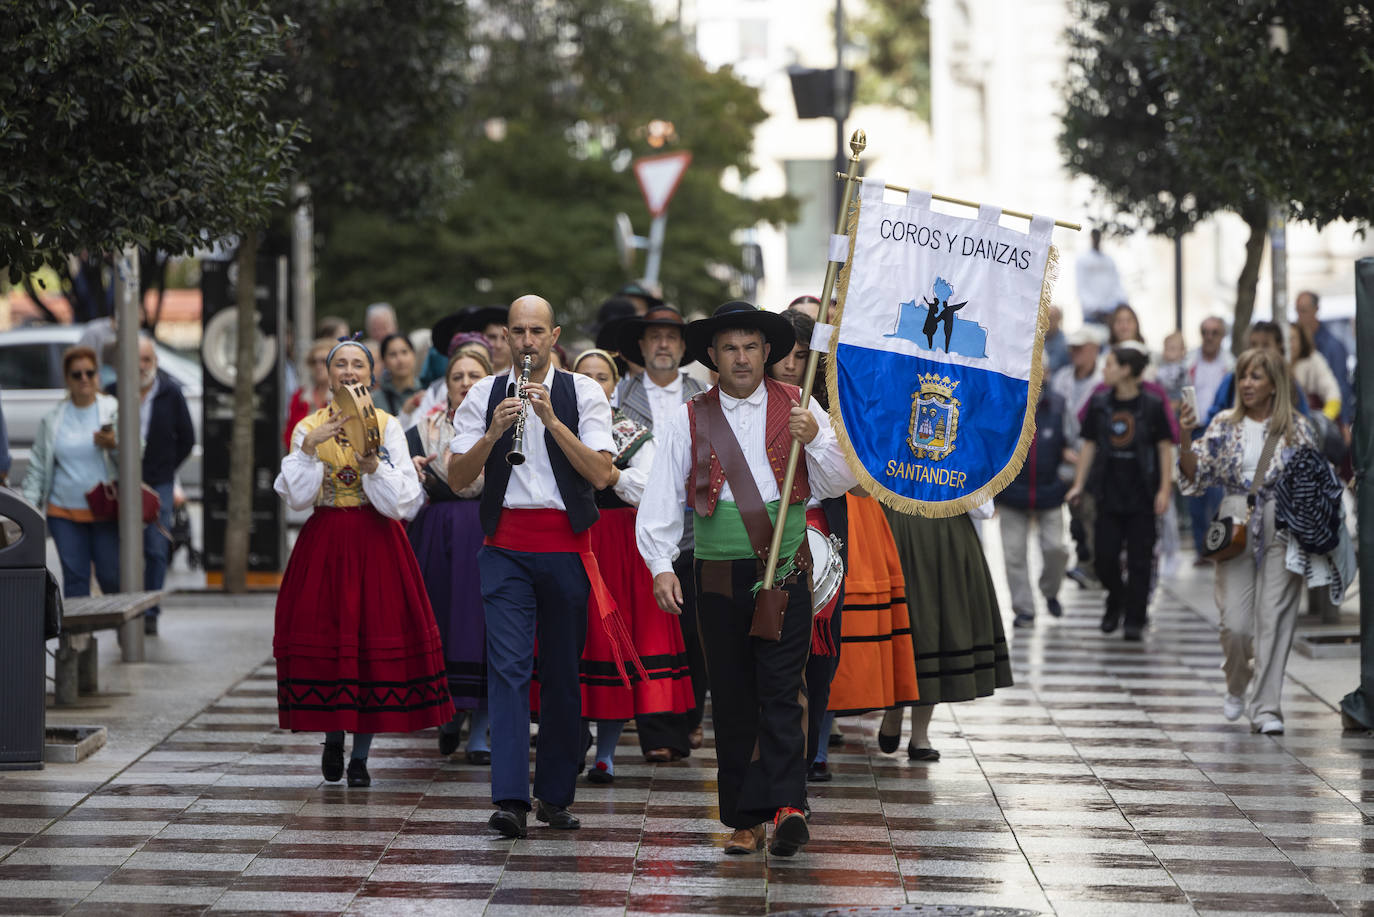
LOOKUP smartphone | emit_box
[1180,385,1198,418]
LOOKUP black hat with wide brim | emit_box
[456,305,509,334]
[685,301,796,372]
[430,310,467,356]
[616,305,693,367]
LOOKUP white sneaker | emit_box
[1222,694,1244,721]
[1255,718,1284,735]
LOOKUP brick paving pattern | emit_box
[2,584,1372,916]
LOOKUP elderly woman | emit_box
[572,348,694,780]
[407,343,495,764]
[23,346,122,597]
[1179,347,1316,735]
[275,336,453,787]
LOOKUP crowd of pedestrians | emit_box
[3,237,1357,845]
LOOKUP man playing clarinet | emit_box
[449,294,630,838]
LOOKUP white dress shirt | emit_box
[635,383,855,576]
[643,373,683,432]
[275,415,424,521]
[449,368,615,511]
[611,437,655,506]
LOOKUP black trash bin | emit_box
[0,487,48,770]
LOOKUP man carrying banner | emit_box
[636,301,856,857]
[448,295,631,839]
[614,306,708,758]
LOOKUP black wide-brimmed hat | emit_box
[685,301,795,372]
[456,304,509,334]
[616,305,693,367]
[430,310,467,357]
[617,281,664,309]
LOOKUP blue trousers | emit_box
[49,516,119,598]
[1187,486,1224,555]
[143,481,175,616]
[478,545,588,810]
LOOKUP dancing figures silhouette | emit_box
[922,277,967,353]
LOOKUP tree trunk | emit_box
[1231,204,1268,357]
[223,232,258,593]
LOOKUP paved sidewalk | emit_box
[2,576,1372,916]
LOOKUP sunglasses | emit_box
[69,369,97,380]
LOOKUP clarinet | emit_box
[505,354,533,466]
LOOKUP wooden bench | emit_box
[55,591,164,706]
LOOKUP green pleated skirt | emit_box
[882,508,1013,705]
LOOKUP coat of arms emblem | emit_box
[908,373,960,461]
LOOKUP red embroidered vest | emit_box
[685,377,810,517]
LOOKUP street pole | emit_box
[1174,235,1184,332]
[1269,204,1288,340]
[291,183,314,377]
[643,214,668,289]
[1340,256,1374,731]
[114,246,144,656]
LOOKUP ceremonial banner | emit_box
[827,178,1059,517]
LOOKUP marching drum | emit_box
[333,382,383,457]
[806,527,845,615]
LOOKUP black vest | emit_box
[479,369,599,535]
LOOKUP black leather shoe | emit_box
[827,732,844,748]
[488,804,527,838]
[534,801,581,830]
[346,758,371,787]
[1122,625,1143,642]
[807,761,832,782]
[321,740,344,782]
[907,744,941,762]
[1100,604,1121,634]
[466,749,491,765]
[143,615,158,636]
[438,729,462,757]
[877,727,900,754]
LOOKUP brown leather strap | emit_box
[703,392,775,560]
[692,393,713,516]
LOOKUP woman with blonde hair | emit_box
[1178,347,1316,735]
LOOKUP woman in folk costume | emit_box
[815,490,920,774]
[406,339,496,764]
[878,503,1012,761]
[275,336,453,788]
[572,350,695,780]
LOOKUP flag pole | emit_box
[760,128,866,592]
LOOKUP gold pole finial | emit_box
[850,129,867,158]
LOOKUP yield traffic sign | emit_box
[633,152,692,218]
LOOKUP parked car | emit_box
[0,325,203,498]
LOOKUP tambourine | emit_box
[333,382,383,457]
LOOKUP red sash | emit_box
[486,508,646,687]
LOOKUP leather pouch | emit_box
[749,587,788,641]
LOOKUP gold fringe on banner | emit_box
[824,194,1062,519]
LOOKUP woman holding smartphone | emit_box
[23,346,122,597]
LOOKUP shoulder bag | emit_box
[1202,424,1280,562]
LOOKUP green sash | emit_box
[694,499,806,588]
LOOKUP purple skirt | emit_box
[407,499,486,709]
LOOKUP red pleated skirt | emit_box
[274,506,454,733]
[580,507,695,721]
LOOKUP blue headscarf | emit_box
[326,334,375,384]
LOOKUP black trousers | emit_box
[1093,509,1157,628]
[634,552,702,756]
[695,557,811,830]
[804,585,844,765]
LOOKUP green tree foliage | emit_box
[1061,0,1374,348]
[850,0,931,123]
[315,0,794,331]
[0,1,301,281]
[271,0,466,222]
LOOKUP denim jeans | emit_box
[143,481,175,616]
[48,516,120,597]
[1187,486,1224,555]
